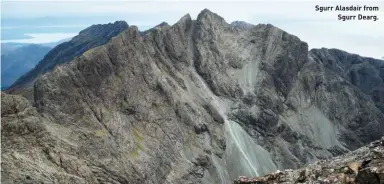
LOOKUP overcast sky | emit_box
[1,0,384,58]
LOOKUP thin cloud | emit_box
[2,25,89,29]
[1,33,77,43]
[1,1,383,58]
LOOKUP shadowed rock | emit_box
[310,48,384,113]
[234,137,384,184]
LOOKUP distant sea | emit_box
[1,17,155,44]
[1,16,119,43]
[2,32,78,44]
[1,24,83,44]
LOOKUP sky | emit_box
[1,0,384,59]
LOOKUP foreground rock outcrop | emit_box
[234,137,384,184]
[2,9,384,184]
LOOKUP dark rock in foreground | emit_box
[234,137,384,184]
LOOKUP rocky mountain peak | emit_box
[126,25,142,41]
[230,21,255,30]
[78,20,128,35]
[175,14,192,27]
[2,8,384,184]
[197,8,227,27]
[169,13,193,36]
[157,21,169,27]
[179,13,192,22]
[151,22,171,32]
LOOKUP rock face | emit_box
[8,21,129,90]
[230,21,255,30]
[310,48,384,113]
[1,9,384,184]
[234,137,384,184]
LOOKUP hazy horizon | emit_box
[2,1,384,59]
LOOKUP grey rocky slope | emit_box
[310,48,384,113]
[1,9,384,184]
[230,21,255,30]
[8,21,128,91]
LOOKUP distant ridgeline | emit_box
[1,44,52,90]
[7,21,128,93]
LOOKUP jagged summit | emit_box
[141,21,171,35]
[196,8,227,25]
[230,21,255,30]
[79,20,128,34]
[157,21,169,27]
[175,13,192,27]
[199,8,214,16]
[179,13,192,21]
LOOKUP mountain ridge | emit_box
[310,48,384,113]
[7,20,129,91]
[2,9,383,184]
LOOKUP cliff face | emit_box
[8,21,129,90]
[310,48,384,113]
[2,9,384,184]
